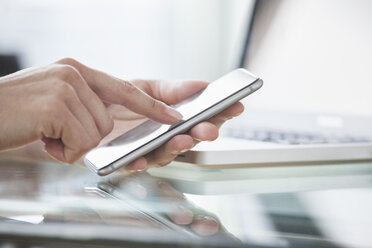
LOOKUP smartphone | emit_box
[84,69,263,176]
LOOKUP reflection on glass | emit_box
[92,172,237,240]
[1,158,372,248]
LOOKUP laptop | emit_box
[176,0,372,167]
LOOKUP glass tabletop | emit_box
[0,158,372,248]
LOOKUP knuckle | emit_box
[149,98,157,109]
[52,64,80,82]
[120,80,137,94]
[153,100,166,112]
[56,57,79,68]
[54,81,75,99]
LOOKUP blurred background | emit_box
[0,0,253,80]
[1,0,371,117]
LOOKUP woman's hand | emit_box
[0,58,182,163]
[106,79,244,172]
[0,57,244,171]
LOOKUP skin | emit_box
[0,58,244,171]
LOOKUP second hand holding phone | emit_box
[84,69,263,176]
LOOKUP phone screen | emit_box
[85,69,262,175]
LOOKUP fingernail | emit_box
[178,204,193,218]
[221,111,244,121]
[169,205,193,225]
[165,107,183,121]
[136,163,147,171]
[190,215,219,236]
[233,111,244,117]
[127,165,146,172]
[194,215,213,221]
[170,149,189,155]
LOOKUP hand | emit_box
[108,79,244,171]
[0,58,182,163]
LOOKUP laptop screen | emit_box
[242,0,372,117]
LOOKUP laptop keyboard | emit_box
[226,129,372,145]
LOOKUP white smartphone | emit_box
[84,69,263,176]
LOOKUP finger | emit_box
[217,101,245,119]
[124,157,147,172]
[133,81,244,126]
[144,135,194,167]
[133,80,209,105]
[42,137,65,161]
[132,123,219,169]
[62,84,101,147]
[61,119,95,163]
[188,122,219,142]
[168,203,194,225]
[190,215,220,236]
[207,102,245,128]
[42,106,93,163]
[56,58,182,124]
[107,104,143,121]
[103,80,182,124]
[52,64,114,137]
[186,103,244,147]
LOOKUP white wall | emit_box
[0,0,253,81]
[244,0,372,117]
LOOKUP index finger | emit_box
[56,58,182,124]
